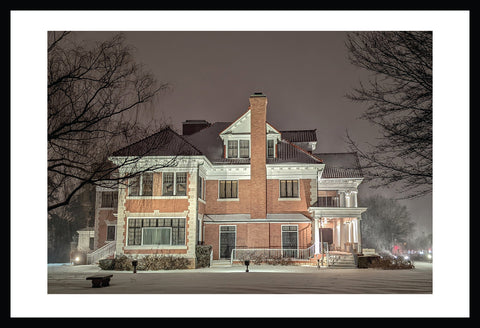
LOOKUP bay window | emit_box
[127,218,186,246]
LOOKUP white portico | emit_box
[309,152,367,255]
[309,207,367,255]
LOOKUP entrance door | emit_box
[282,225,298,258]
[219,226,236,259]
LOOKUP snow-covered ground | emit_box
[12,261,466,317]
[48,261,432,294]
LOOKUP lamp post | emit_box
[132,260,138,274]
[244,260,250,272]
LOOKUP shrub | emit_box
[370,252,415,270]
[98,258,115,270]
[98,254,191,271]
[196,245,212,268]
[113,255,134,271]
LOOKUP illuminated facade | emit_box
[91,93,367,267]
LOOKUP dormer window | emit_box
[267,139,275,158]
[239,140,250,158]
[227,139,250,158]
[227,140,238,158]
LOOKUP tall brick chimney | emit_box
[249,92,267,219]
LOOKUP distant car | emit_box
[410,252,432,263]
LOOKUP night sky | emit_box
[75,30,433,233]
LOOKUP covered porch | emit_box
[308,206,367,255]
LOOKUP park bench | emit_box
[86,274,113,288]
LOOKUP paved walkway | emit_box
[48,262,432,294]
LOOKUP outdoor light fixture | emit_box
[132,260,138,274]
[244,260,250,272]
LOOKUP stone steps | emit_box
[329,254,356,268]
[210,260,232,267]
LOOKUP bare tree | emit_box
[360,194,415,252]
[345,31,432,199]
[48,32,170,212]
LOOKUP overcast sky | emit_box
[75,30,432,234]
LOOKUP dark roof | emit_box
[112,127,202,157]
[314,152,363,179]
[268,139,322,164]
[280,129,317,143]
[111,122,323,165]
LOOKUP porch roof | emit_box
[203,213,312,223]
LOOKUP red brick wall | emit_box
[204,222,312,260]
[95,209,116,249]
[204,179,251,214]
[267,179,312,213]
[249,94,267,219]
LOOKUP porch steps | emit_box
[329,254,357,268]
[210,260,233,267]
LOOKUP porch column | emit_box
[357,216,362,253]
[339,218,344,251]
[314,218,320,255]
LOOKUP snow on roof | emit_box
[314,152,363,179]
[112,127,202,157]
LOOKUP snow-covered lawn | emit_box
[48,261,432,294]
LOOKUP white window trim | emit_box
[162,172,188,197]
[267,138,276,158]
[128,173,153,197]
[226,139,250,159]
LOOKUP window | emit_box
[162,172,187,196]
[279,180,299,198]
[142,173,153,196]
[143,227,171,245]
[282,225,298,257]
[228,140,238,158]
[106,225,116,241]
[127,218,186,246]
[198,176,205,200]
[239,140,250,158]
[129,176,140,196]
[227,140,250,158]
[101,191,117,208]
[219,180,238,199]
[267,139,275,158]
[176,172,187,196]
[129,173,153,196]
